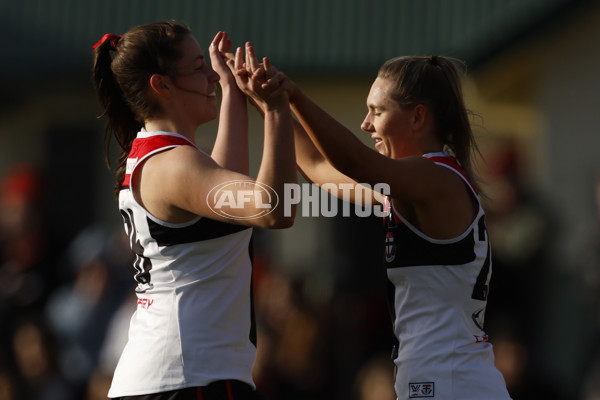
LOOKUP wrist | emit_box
[220,82,240,93]
[287,82,300,105]
[263,94,290,112]
[264,100,290,114]
[221,85,246,101]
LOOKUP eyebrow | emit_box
[367,101,381,110]
[189,54,205,65]
[186,55,204,70]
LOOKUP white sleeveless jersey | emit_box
[384,152,511,400]
[108,130,256,397]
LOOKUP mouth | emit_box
[372,136,383,148]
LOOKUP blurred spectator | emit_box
[251,225,393,400]
[570,176,600,400]
[44,225,131,393]
[352,354,395,400]
[583,358,600,400]
[10,315,74,400]
[253,261,333,400]
[482,140,560,398]
[491,334,530,396]
[85,368,114,400]
[87,291,137,399]
[0,366,18,400]
[0,163,62,400]
[0,163,55,324]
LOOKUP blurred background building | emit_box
[1,0,599,399]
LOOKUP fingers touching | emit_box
[216,37,289,108]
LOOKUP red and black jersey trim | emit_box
[122,134,197,188]
[427,155,476,193]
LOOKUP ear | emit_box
[149,74,173,99]
[411,104,428,131]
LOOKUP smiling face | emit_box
[170,34,220,125]
[361,77,415,159]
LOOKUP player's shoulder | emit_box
[159,143,211,163]
[400,155,455,183]
[142,145,214,182]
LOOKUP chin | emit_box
[197,115,217,126]
[201,109,219,123]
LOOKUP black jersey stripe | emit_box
[385,223,476,268]
[148,217,250,246]
[248,237,257,346]
[472,215,491,301]
[478,214,486,241]
[120,209,153,285]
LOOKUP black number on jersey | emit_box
[472,215,491,301]
[120,209,153,286]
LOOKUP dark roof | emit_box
[1,0,592,78]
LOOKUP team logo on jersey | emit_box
[472,307,486,331]
[384,199,397,227]
[385,232,396,262]
[409,382,434,397]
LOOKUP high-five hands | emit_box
[228,41,288,110]
[209,31,237,89]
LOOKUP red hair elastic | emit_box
[92,33,123,50]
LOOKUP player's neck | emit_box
[144,118,196,143]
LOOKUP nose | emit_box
[361,115,374,132]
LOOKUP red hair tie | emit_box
[92,33,123,50]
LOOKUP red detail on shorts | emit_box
[226,380,234,400]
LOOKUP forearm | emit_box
[249,97,347,186]
[292,119,358,188]
[211,86,249,174]
[290,89,366,178]
[255,106,297,226]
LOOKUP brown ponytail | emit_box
[91,21,191,197]
[377,56,483,193]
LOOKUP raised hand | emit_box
[209,31,250,174]
[209,31,237,89]
[229,42,288,110]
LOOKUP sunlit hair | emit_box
[378,56,482,193]
[92,21,191,197]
